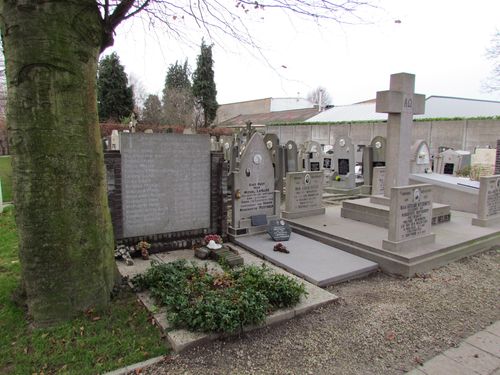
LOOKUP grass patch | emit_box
[132,260,307,333]
[0,207,167,374]
[0,156,12,202]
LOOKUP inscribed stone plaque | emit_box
[323,158,332,169]
[388,184,433,243]
[310,162,320,171]
[267,219,292,241]
[477,175,500,219]
[338,159,350,175]
[372,167,386,195]
[120,133,210,237]
[236,133,275,219]
[285,171,324,213]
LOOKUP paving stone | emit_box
[419,354,478,375]
[235,232,378,286]
[466,331,500,357]
[443,341,500,375]
[485,321,500,337]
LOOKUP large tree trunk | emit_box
[0,1,116,325]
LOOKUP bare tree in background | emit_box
[307,86,333,111]
[483,30,500,92]
[128,73,147,117]
[0,0,371,325]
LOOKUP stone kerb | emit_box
[382,184,435,251]
[282,171,325,219]
[472,175,500,227]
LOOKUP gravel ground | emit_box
[136,248,499,375]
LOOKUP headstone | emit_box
[362,145,373,190]
[120,133,210,237]
[471,148,496,177]
[434,149,470,175]
[267,219,292,241]
[471,175,500,227]
[111,130,120,150]
[410,139,431,174]
[129,113,137,133]
[144,129,154,134]
[282,171,325,219]
[376,73,425,197]
[263,133,285,192]
[285,140,299,173]
[370,136,386,167]
[302,140,323,172]
[382,184,435,251]
[331,136,356,190]
[372,167,386,195]
[228,132,280,237]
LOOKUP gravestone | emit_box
[410,139,431,174]
[382,184,435,251]
[376,73,425,197]
[228,132,280,237]
[472,175,500,227]
[285,140,299,173]
[471,148,496,177]
[111,130,120,150]
[267,219,292,241]
[372,167,386,195]
[282,171,325,219]
[330,136,356,190]
[434,149,470,175]
[120,133,210,237]
[263,133,285,193]
[303,140,323,172]
[370,136,386,168]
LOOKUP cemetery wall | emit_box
[496,140,500,175]
[267,119,500,158]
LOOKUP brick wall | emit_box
[104,151,123,239]
[210,151,228,238]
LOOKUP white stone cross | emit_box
[376,73,425,197]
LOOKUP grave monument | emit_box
[282,171,325,219]
[471,175,500,227]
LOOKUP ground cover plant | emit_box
[0,155,12,202]
[0,207,167,374]
[132,260,307,333]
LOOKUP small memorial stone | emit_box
[267,219,292,241]
[472,175,500,227]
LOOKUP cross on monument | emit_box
[376,73,425,197]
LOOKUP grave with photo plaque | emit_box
[282,171,325,219]
[472,175,500,227]
[382,184,435,251]
[410,140,431,174]
[326,136,357,193]
[228,132,280,238]
[268,219,292,241]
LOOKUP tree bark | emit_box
[0,1,116,325]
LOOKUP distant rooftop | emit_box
[218,107,320,127]
[306,96,500,123]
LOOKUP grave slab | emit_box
[285,205,500,277]
[234,232,378,286]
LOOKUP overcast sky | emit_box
[109,0,500,106]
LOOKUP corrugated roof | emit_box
[305,96,500,123]
[218,107,320,126]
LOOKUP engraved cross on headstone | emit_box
[376,73,425,197]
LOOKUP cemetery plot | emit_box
[283,171,325,219]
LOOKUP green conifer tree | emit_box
[97,52,134,121]
[192,40,218,127]
[162,60,193,126]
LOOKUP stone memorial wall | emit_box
[120,133,210,237]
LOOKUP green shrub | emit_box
[132,260,307,333]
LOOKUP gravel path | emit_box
[137,248,500,375]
